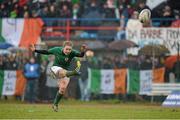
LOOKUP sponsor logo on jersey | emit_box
[65,58,69,62]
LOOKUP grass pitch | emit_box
[0,100,180,119]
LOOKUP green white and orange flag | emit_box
[0,70,26,96]
[127,68,165,94]
[88,69,127,94]
[0,18,44,48]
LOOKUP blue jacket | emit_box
[24,63,40,79]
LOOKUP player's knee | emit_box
[58,69,67,78]
[59,87,66,94]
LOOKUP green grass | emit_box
[0,100,180,119]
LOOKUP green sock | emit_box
[66,70,77,77]
[66,66,80,77]
[53,91,63,105]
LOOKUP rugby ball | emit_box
[139,9,151,24]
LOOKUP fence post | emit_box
[151,96,154,103]
[66,19,70,41]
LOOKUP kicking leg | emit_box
[57,68,80,78]
[62,60,81,77]
[51,65,81,79]
[66,61,81,77]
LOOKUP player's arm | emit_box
[30,44,52,55]
[75,44,87,57]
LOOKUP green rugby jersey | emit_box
[48,47,81,69]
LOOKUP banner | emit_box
[153,67,165,83]
[126,27,180,55]
[88,69,127,94]
[100,70,114,94]
[89,68,164,95]
[0,18,43,48]
[162,91,180,107]
[127,69,140,94]
[114,69,127,94]
[139,70,152,95]
[0,70,26,96]
[2,71,16,95]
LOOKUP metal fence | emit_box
[41,18,178,41]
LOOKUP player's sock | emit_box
[66,60,81,77]
[53,91,63,106]
[66,69,80,77]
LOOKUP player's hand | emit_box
[30,44,36,52]
[80,44,87,52]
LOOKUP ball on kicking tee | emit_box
[138,9,151,24]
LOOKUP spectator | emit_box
[59,4,72,18]
[126,11,143,29]
[31,10,39,17]
[24,57,40,103]
[6,0,14,12]
[127,4,134,17]
[78,57,90,101]
[72,3,83,27]
[5,54,18,70]
[23,11,30,18]
[118,4,129,19]
[39,5,49,17]
[10,3,19,18]
[140,56,152,70]
[115,15,126,40]
[160,5,174,27]
[18,0,28,7]
[19,5,30,17]
[72,3,81,20]
[85,0,100,14]
[47,4,58,17]
[58,0,72,11]
[136,1,150,13]
[104,4,116,18]
[0,3,9,17]
[171,11,180,27]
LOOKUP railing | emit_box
[41,18,178,41]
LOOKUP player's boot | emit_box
[74,67,81,76]
[74,61,81,76]
[66,61,81,77]
[74,69,81,76]
[52,104,58,112]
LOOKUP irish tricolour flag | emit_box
[88,69,127,94]
[0,18,43,48]
[0,70,26,96]
[88,68,165,95]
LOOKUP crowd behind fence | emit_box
[0,50,179,102]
